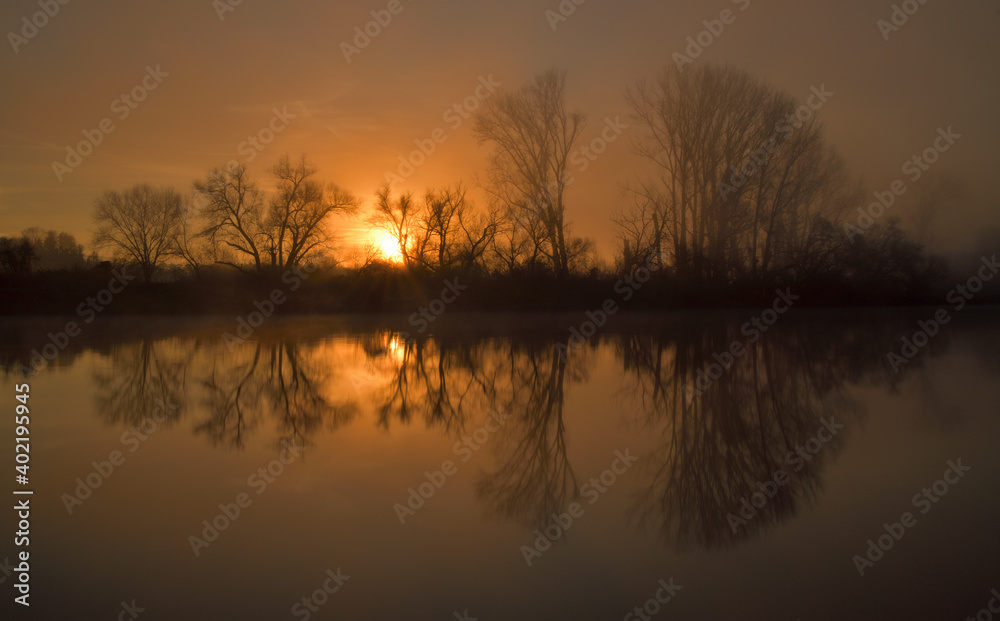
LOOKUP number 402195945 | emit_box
[15,384,30,479]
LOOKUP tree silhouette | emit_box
[193,162,269,273]
[264,154,359,270]
[623,64,857,287]
[475,70,586,278]
[615,317,914,551]
[92,183,183,281]
[193,155,358,273]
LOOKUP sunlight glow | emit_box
[387,334,405,361]
[372,230,404,264]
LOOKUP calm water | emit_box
[1,310,999,620]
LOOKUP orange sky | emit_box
[1,0,998,259]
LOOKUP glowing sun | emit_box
[371,230,404,264]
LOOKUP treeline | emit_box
[2,63,992,314]
[0,228,90,275]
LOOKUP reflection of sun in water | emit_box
[387,335,404,361]
[372,230,404,264]
[374,332,405,364]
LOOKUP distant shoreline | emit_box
[4,263,999,318]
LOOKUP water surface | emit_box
[2,310,999,620]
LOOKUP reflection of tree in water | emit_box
[92,336,356,450]
[92,338,189,427]
[26,313,975,542]
[361,332,587,529]
[367,333,493,433]
[269,341,358,448]
[617,319,907,551]
[197,344,266,449]
[475,342,587,529]
[196,340,357,450]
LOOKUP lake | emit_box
[1,310,999,620]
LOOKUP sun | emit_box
[371,230,404,264]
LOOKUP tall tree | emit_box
[193,163,268,273]
[194,156,358,273]
[264,154,359,271]
[475,70,586,277]
[92,183,183,281]
[623,64,855,286]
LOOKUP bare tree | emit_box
[194,156,358,273]
[92,183,183,281]
[193,163,268,273]
[491,208,543,274]
[612,193,666,273]
[455,200,500,272]
[264,154,359,271]
[366,182,501,272]
[172,198,215,276]
[475,70,586,277]
[623,64,855,286]
[368,183,420,266]
[420,185,467,270]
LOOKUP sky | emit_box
[1,0,998,260]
